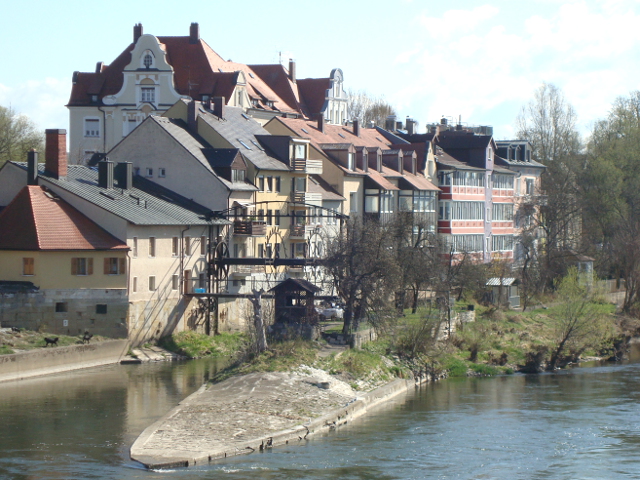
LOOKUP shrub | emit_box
[444,357,468,377]
[470,363,499,376]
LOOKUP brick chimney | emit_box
[353,119,360,137]
[45,129,67,180]
[317,114,324,133]
[133,23,143,43]
[213,96,225,119]
[189,22,200,44]
[27,150,38,185]
[288,59,296,83]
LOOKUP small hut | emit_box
[270,278,322,325]
[486,277,520,308]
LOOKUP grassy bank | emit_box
[0,329,104,354]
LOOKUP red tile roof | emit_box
[0,186,128,251]
[68,34,334,119]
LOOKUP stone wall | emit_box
[0,339,129,383]
[0,289,128,338]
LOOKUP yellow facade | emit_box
[0,250,128,290]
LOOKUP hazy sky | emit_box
[2,0,639,140]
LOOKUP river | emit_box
[1,353,640,480]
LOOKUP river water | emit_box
[1,354,640,480]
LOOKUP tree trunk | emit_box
[249,289,268,353]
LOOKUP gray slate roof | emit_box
[150,116,256,191]
[15,163,230,226]
[199,106,290,171]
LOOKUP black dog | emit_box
[44,337,58,347]
[10,327,20,333]
[82,331,93,344]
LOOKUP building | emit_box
[67,23,347,162]
[0,184,129,337]
[0,130,230,343]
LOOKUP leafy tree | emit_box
[346,89,396,128]
[0,106,44,167]
[547,268,610,370]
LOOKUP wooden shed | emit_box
[269,278,322,325]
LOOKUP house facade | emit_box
[67,23,348,163]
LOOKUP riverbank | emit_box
[130,365,418,469]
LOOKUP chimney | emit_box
[353,119,360,137]
[45,129,67,180]
[406,118,416,135]
[27,150,38,186]
[98,161,114,189]
[187,100,198,131]
[288,59,296,83]
[133,23,143,43]
[317,114,324,133]
[385,115,396,131]
[114,162,133,190]
[189,22,200,44]
[213,96,225,119]
[95,62,104,74]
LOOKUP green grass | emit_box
[159,331,247,359]
[0,345,14,355]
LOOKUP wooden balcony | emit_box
[233,220,267,236]
[291,158,323,174]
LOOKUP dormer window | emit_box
[294,144,306,160]
[232,169,245,183]
[348,152,355,171]
[144,54,153,69]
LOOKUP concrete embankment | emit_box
[130,367,414,469]
[0,339,129,382]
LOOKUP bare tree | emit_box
[346,88,396,127]
[0,106,44,167]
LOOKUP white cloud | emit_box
[0,78,70,132]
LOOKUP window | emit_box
[71,258,93,276]
[493,174,514,189]
[493,203,514,221]
[525,178,535,195]
[158,168,166,178]
[84,118,100,137]
[132,237,138,258]
[275,210,281,226]
[141,87,155,103]
[380,191,394,213]
[258,209,264,221]
[443,234,484,253]
[267,210,273,225]
[104,258,126,275]
[275,177,281,193]
[438,170,485,187]
[185,237,191,256]
[55,302,67,313]
[232,169,245,183]
[132,276,138,293]
[145,168,153,178]
[438,201,484,220]
[258,176,265,191]
[294,144,306,160]
[172,237,178,256]
[492,235,514,252]
[365,189,379,213]
[348,153,355,171]
[149,237,156,257]
[143,54,153,68]
[200,236,207,255]
[23,257,34,276]
[148,276,156,291]
[294,177,306,192]
[96,304,107,314]
[172,274,179,290]
[266,176,273,192]
[198,273,206,289]
[414,191,436,212]
[350,192,358,213]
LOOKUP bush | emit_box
[443,357,468,377]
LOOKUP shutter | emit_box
[71,258,78,275]
[104,258,109,275]
[119,258,126,275]
[88,258,93,275]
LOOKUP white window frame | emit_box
[84,118,100,138]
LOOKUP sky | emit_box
[2,0,640,140]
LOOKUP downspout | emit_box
[98,105,107,154]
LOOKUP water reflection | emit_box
[1,355,640,479]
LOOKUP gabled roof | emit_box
[68,31,339,120]
[198,106,290,171]
[0,186,128,251]
[308,175,344,201]
[12,163,229,227]
[269,277,322,293]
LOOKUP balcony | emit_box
[290,225,306,239]
[233,220,267,236]
[291,192,322,206]
[291,158,323,174]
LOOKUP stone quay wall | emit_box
[0,339,129,383]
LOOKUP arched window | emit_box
[143,54,152,68]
